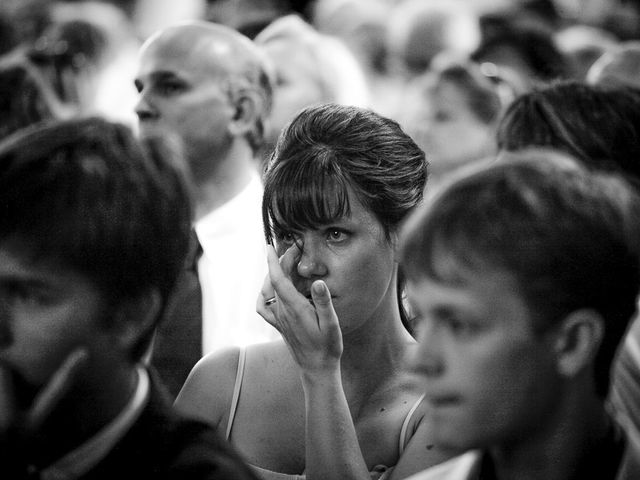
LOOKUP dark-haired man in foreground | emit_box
[0,117,257,479]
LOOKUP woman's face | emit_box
[404,78,495,176]
[272,189,398,334]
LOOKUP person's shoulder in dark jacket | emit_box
[83,371,258,480]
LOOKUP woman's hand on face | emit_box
[257,244,343,373]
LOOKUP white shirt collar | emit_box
[195,170,263,240]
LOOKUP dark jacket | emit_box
[153,230,204,399]
[9,373,258,480]
[81,374,258,480]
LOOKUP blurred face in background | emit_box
[134,28,238,179]
[552,0,616,23]
[403,76,496,178]
[262,39,327,148]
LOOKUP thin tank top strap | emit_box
[398,393,426,455]
[250,464,306,480]
[225,346,247,441]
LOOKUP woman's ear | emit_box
[553,308,605,378]
[112,288,162,356]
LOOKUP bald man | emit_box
[135,22,279,397]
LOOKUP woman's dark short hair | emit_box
[262,103,427,243]
[401,153,640,397]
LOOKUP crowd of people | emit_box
[1,0,640,479]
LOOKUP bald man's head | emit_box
[143,22,271,90]
[135,22,273,168]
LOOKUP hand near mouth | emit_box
[257,244,342,375]
[0,348,88,470]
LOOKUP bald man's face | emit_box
[134,31,237,175]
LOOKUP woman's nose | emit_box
[296,242,328,278]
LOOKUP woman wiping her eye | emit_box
[175,103,459,480]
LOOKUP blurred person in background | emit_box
[587,41,640,88]
[381,0,481,116]
[0,50,73,139]
[551,0,640,41]
[254,14,370,164]
[135,21,278,398]
[203,0,314,39]
[0,0,51,56]
[385,0,481,80]
[471,13,570,87]
[554,24,619,80]
[0,1,141,126]
[398,55,521,183]
[37,1,141,126]
[496,81,640,180]
[310,0,392,115]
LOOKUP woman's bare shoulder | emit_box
[241,340,300,399]
[174,341,289,426]
[389,396,463,479]
[246,340,292,370]
[173,345,243,427]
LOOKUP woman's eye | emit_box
[275,230,297,246]
[327,229,348,242]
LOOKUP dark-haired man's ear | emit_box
[112,288,162,357]
[553,308,605,378]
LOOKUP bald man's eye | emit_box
[156,80,186,96]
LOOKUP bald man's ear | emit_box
[553,308,604,379]
[228,88,262,137]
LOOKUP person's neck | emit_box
[339,284,414,395]
[489,384,610,480]
[193,143,258,221]
[30,365,139,467]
